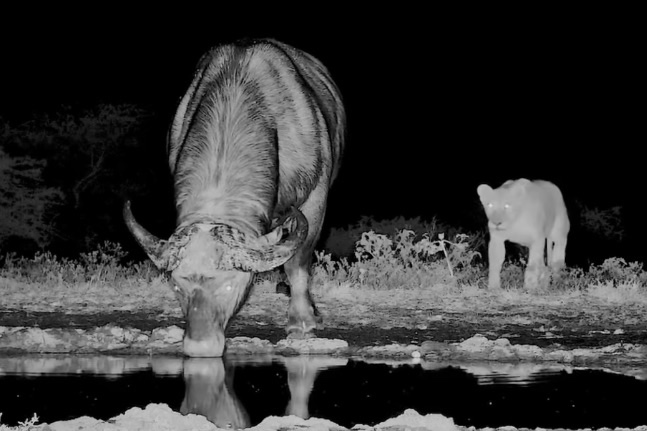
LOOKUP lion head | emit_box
[477,179,531,231]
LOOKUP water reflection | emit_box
[0,354,349,428]
[181,358,250,429]
[179,356,347,428]
[0,355,645,429]
[283,356,346,419]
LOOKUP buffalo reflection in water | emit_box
[181,358,250,429]
[180,356,347,429]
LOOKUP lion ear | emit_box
[477,184,493,201]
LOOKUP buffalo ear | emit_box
[260,207,306,246]
[213,207,309,273]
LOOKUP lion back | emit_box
[524,180,570,237]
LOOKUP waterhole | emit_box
[0,355,645,429]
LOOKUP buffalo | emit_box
[124,38,345,357]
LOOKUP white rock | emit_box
[368,408,459,431]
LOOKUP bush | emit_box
[0,241,162,286]
[315,228,482,290]
[324,216,454,259]
[586,257,644,286]
[316,218,647,293]
[1,217,646,296]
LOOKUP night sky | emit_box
[0,10,642,260]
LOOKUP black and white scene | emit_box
[0,8,644,431]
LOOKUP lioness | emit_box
[477,178,570,289]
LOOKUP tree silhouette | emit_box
[0,104,169,256]
[0,146,63,253]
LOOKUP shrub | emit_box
[315,228,482,290]
[587,257,643,286]
[2,217,647,296]
[323,215,455,259]
[0,241,161,286]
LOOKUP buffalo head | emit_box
[124,201,308,357]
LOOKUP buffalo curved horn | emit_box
[212,207,309,273]
[123,200,172,271]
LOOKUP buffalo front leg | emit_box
[284,256,320,338]
[284,356,319,419]
[487,235,506,289]
[284,184,328,338]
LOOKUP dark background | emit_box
[0,8,642,265]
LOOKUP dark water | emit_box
[0,355,646,429]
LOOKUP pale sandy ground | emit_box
[3,399,647,431]
[2,403,462,431]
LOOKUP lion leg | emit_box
[525,239,547,289]
[548,234,568,286]
[487,237,506,289]
[550,234,567,271]
[546,238,554,267]
[549,211,569,270]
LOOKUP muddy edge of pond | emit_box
[0,310,646,370]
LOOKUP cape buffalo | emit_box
[124,38,345,357]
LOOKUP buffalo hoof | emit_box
[286,329,316,340]
[286,317,318,338]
